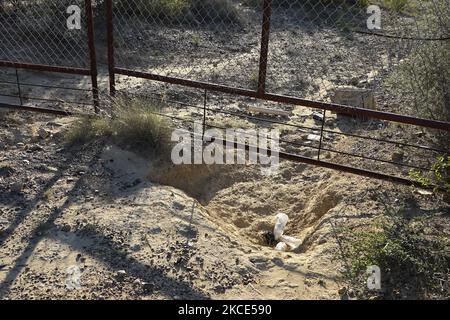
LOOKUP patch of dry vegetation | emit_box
[66,98,172,157]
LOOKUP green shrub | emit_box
[387,42,450,122]
[117,0,242,25]
[242,0,367,9]
[338,209,450,299]
[410,155,450,193]
[384,0,409,12]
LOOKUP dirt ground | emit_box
[0,110,448,300]
[0,1,448,300]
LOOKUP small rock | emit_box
[149,227,162,235]
[391,152,404,162]
[173,201,186,210]
[29,145,44,152]
[38,128,51,139]
[131,244,141,252]
[338,287,347,295]
[213,285,226,294]
[312,112,324,122]
[348,289,355,298]
[417,189,433,196]
[307,134,321,142]
[142,282,154,294]
[116,270,127,281]
[325,118,335,127]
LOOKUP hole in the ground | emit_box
[262,231,276,247]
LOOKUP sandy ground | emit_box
[0,1,448,300]
[1,110,448,300]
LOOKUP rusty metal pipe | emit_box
[0,60,91,76]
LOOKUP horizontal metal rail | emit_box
[206,123,431,172]
[114,68,450,132]
[177,128,443,191]
[0,60,92,76]
[134,90,448,154]
[0,80,92,92]
[0,102,76,116]
[112,93,437,187]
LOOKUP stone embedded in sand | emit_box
[391,152,404,162]
[38,128,51,139]
[312,112,324,122]
[275,242,288,252]
[115,270,127,281]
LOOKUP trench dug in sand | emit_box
[134,146,345,250]
[98,143,348,299]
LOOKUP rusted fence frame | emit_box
[111,68,450,132]
[0,0,99,112]
[106,0,450,131]
[105,0,449,187]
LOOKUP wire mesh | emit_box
[0,0,92,68]
[112,0,264,89]
[111,0,449,122]
[266,0,449,121]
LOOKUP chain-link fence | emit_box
[266,0,449,121]
[109,0,449,122]
[111,0,263,90]
[105,0,449,186]
[0,0,99,110]
[0,0,92,67]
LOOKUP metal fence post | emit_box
[202,89,208,139]
[15,68,23,105]
[317,110,327,161]
[257,0,273,96]
[106,0,116,96]
[85,0,99,112]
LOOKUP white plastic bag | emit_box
[280,235,302,250]
[273,213,302,251]
[275,242,288,252]
[274,213,289,240]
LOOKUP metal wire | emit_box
[0,0,90,68]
